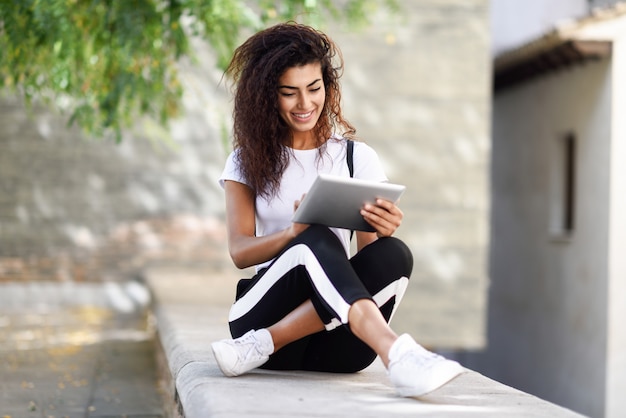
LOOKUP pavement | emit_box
[145,264,589,418]
[0,281,166,418]
[0,340,165,418]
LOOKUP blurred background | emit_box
[1,1,625,417]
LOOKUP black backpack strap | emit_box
[347,139,354,178]
[347,139,355,241]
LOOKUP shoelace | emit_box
[391,343,442,371]
[233,332,266,362]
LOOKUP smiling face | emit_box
[277,62,326,146]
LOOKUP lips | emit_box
[292,111,314,121]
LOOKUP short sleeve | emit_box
[219,150,249,189]
[352,142,388,182]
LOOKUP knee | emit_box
[377,237,414,277]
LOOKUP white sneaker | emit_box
[211,329,274,377]
[388,334,464,397]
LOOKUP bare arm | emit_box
[224,180,308,269]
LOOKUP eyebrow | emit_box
[278,79,322,90]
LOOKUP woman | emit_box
[212,22,464,397]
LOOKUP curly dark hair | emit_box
[226,22,356,199]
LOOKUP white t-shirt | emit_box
[219,137,388,271]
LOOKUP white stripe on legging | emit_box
[228,244,410,330]
[322,277,409,331]
[371,276,409,322]
[228,244,352,325]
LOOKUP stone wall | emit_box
[329,0,491,349]
[0,0,491,349]
[0,43,233,281]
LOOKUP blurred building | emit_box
[462,1,626,417]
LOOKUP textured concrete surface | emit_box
[0,340,165,418]
[146,265,588,418]
[0,282,166,418]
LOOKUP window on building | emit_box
[549,132,576,238]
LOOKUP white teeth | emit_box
[293,111,313,118]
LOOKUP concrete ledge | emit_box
[145,266,587,418]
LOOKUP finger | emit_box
[369,202,402,226]
[361,207,400,236]
[374,198,403,216]
[294,193,307,211]
[374,198,395,210]
[363,203,403,224]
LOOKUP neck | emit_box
[289,131,319,150]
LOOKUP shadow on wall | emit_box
[0,38,234,282]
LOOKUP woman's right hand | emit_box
[289,194,309,237]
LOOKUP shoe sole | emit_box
[395,362,465,397]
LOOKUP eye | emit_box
[279,92,295,97]
[310,87,321,92]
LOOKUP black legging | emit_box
[228,225,414,373]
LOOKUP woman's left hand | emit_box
[360,198,403,238]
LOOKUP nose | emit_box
[298,92,311,109]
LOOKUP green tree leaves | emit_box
[0,0,398,140]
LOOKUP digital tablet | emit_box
[292,174,406,232]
